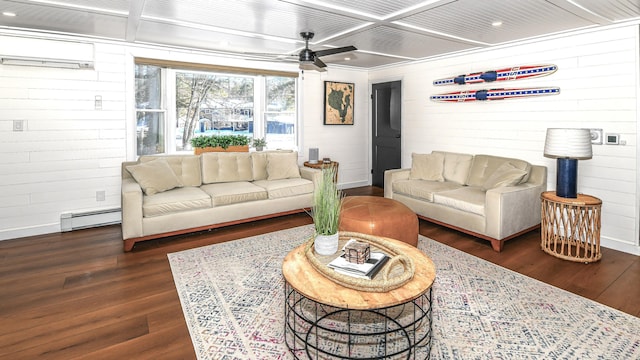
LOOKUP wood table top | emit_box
[282,235,436,310]
[541,191,602,205]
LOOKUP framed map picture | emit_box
[324,81,354,125]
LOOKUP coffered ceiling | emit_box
[0,0,639,69]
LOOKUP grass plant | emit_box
[311,166,343,236]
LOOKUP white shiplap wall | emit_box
[369,24,639,254]
[0,37,127,240]
[300,69,370,189]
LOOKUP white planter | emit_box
[314,233,339,255]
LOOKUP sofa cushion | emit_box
[251,150,293,180]
[253,178,314,199]
[433,187,486,215]
[433,151,474,185]
[201,152,253,184]
[251,152,269,180]
[481,162,529,190]
[466,155,532,187]
[126,159,183,196]
[267,152,301,180]
[139,155,202,187]
[409,152,444,181]
[200,182,268,206]
[392,179,462,202]
[142,187,211,217]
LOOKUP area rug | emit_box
[168,225,639,359]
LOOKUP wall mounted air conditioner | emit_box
[0,35,94,69]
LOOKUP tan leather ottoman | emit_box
[339,196,419,247]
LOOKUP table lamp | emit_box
[543,128,592,198]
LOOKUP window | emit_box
[175,71,254,151]
[135,64,165,155]
[265,76,296,149]
[134,62,298,156]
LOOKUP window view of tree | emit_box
[135,65,165,155]
[176,72,254,151]
[265,76,296,149]
[135,63,298,155]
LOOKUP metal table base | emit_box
[285,282,432,359]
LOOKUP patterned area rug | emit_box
[168,225,639,359]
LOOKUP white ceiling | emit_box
[0,0,639,69]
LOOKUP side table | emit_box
[540,191,602,263]
[303,161,339,182]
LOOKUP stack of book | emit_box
[328,247,389,280]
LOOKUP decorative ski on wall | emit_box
[430,87,560,102]
[433,64,558,86]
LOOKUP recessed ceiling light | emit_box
[492,21,503,27]
[2,11,17,17]
[344,57,351,61]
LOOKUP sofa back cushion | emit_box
[201,152,253,183]
[250,150,294,180]
[139,155,202,187]
[251,152,269,180]
[409,152,444,181]
[466,155,532,187]
[432,151,473,185]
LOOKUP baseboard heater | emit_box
[60,208,121,232]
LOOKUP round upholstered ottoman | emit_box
[339,196,419,247]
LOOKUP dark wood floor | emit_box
[0,186,638,359]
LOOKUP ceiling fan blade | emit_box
[314,45,357,58]
[314,57,326,68]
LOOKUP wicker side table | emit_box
[540,191,602,263]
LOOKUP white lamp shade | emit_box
[544,128,592,159]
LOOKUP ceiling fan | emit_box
[296,31,357,72]
[244,32,357,72]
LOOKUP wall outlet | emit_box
[13,120,25,131]
[96,190,106,201]
[95,95,102,110]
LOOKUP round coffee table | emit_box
[340,196,419,246]
[282,233,435,359]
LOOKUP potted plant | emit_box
[311,166,343,255]
[190,134,251,154]
[252,137,267,151]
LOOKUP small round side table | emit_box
[303,161,339,182]
[540,191,602,263]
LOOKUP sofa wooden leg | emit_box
[123,239,135,252]
[490,239,504,252]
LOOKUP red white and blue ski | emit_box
[433,64,558,86]
[430,87,560,102]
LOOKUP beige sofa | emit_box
[384,151,547,251]
[121,151,320,251]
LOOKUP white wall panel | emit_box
[370,24,640,254]
[0,39,126,240]
[300,68,370,188]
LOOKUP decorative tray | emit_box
[304,231,415,293]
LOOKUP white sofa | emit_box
[384,151,547,251]
[121,151,320,251]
